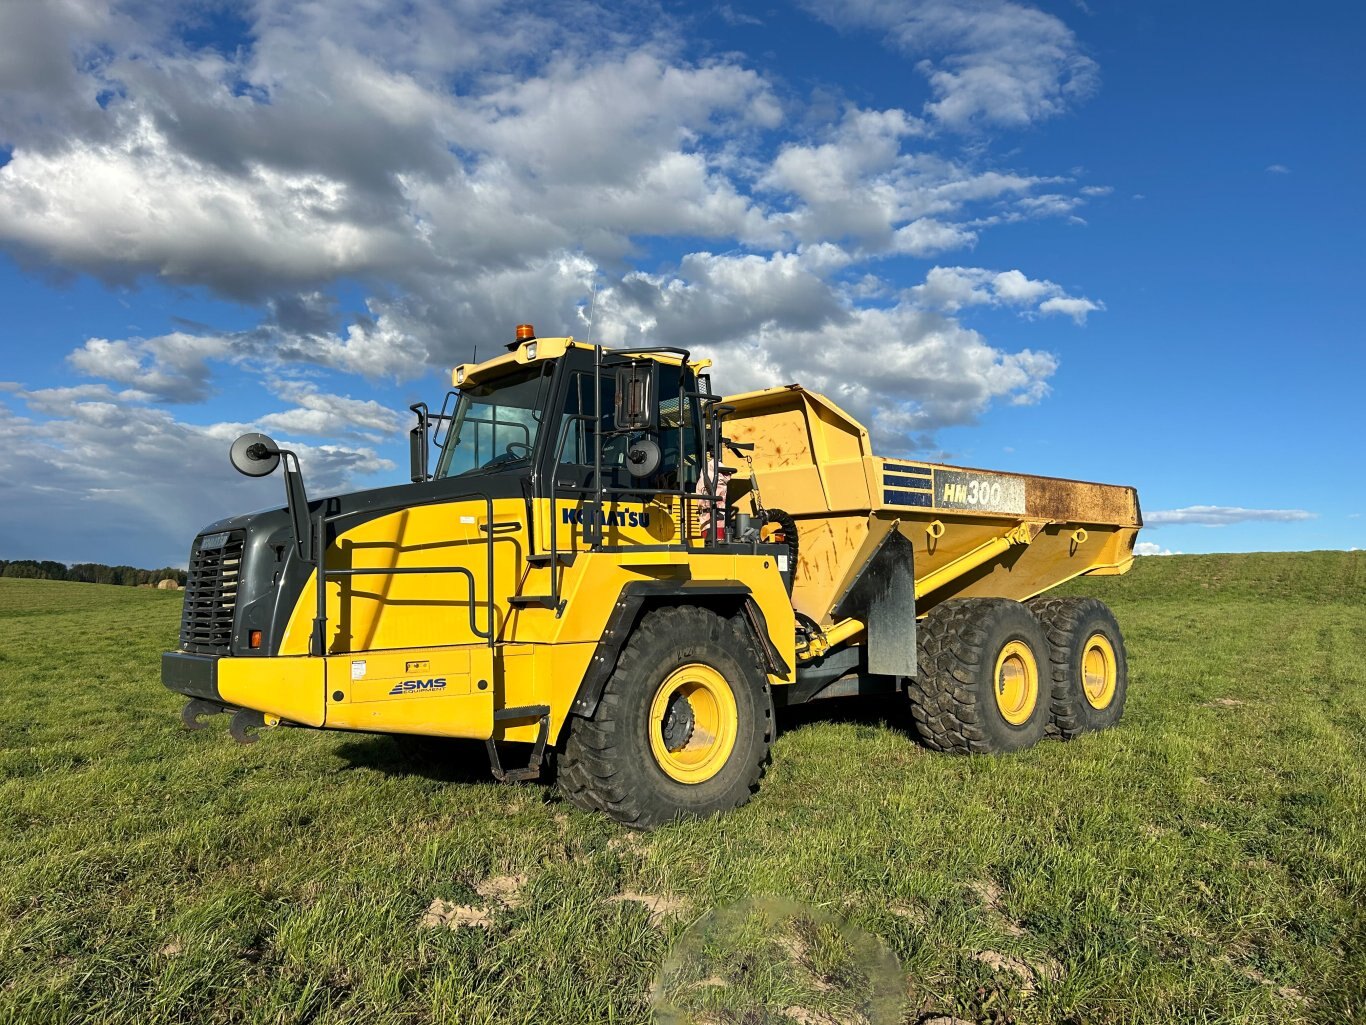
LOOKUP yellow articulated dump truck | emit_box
[164,326,1142,828]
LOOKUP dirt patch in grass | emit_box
[606,831,649,855]
[973,949,1062,997]
[889,901,930,926]
[782,1005,854,1025]
[1241,965,1310,1007]
[651,896,903,1024]
[474,873,528,908]
[606,890,686,927]
[968,880,1027,937]
[419,899,492,930]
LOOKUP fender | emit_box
[568,580,790,719]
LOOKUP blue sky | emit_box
[0,0,1361,567]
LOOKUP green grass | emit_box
[1,552,1363,1024]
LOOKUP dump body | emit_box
[722,385,1141,629]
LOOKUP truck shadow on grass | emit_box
[330,734,500,785]
[328,696,923,790]
[775,694,921,741]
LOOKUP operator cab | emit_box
[414,327,713,532]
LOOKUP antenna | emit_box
[586,276,599,346]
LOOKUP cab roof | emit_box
[453,335,710,388]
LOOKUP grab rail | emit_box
[309,490,498,655]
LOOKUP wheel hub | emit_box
[1081,632,1118,709]
[647,663,740,785]
[993,639,1039,726]
[661,692,696,750]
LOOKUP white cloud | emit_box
[259,381,404,439]
[1146,506,1317,527]
[1134,541,1181,556]
[797,0,1098,130]
[0,1,1104,337]
[593,248,850,347]
[66,332,233,403]
[717,5,763,27]
[699,303,1058,451]
[759,109,1072,253]
[1037,295,1103,323]
[1265,163,1290,174]
[910,265,1103,322]
[893,219,978,256]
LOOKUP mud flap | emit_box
[830,526,917,678]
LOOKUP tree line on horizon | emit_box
[0,559,187,587]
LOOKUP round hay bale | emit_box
[157,578,181,590]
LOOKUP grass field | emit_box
[1,551,1363,1024]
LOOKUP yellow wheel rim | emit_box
[994,640,1039,726]
[1081,633,1118,709]
[648,663,739,784]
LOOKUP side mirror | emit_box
[229,432,313,564]
[409,425,428,482]
[408,403,430,483]
[625,437,662,478]
[229,432,281,477]
[614,363,657,431]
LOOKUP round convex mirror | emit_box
[625,437,662,477]
[229,432,281,477]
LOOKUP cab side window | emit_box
[553,365,702,492]
[655,368,703,490]
[553,372,618,486]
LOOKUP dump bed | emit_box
[721,385,1141,627]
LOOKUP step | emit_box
[507,594,558,609]
[525,552,577,567]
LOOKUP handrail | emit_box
[540,411,596,606]
[310,489,498,655]
[600,345,693,360]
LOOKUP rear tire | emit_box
[909,598,1050,754]
[558,606,773,829]
[1027,596,1128,738]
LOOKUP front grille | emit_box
[179,531,245,654]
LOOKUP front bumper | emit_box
[162,650,328,727]
[162,647,497,738]
[163,651,223,702]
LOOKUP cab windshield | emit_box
[434,363,552,478]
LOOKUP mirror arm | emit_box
[280,450,314,563]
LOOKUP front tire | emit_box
[558,606,773,829]
[908,598,1051,754]
[1027,596,1128,738]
